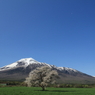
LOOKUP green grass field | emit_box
[0,87,95,95]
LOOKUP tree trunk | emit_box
[42,86,46,91]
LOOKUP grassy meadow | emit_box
[0,87,95,95]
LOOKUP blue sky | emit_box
[0,0,95,76]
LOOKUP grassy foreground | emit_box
[0,87,95,95]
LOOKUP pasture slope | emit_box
[0,87,95,95]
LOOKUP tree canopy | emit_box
[25,66,59,90]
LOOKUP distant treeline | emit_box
[53,84,95,88]
[0,80,23,83]
[0,80,95,88]
[0,80,24,86]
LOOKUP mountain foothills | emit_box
[0,58,95,84]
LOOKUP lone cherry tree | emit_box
[25,66,59,91]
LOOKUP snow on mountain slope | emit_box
[57,67,78,72]
[0,57,79,73]
[0,58,52,71]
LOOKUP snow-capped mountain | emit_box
[0,58,53,71]
[0,58,78,72]
[0,58,95,84]
[0,58,46,71]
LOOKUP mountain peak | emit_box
[19,57,35,61]
[0,58,40,71]
[0,58,79,72]
[17,58,39,64]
